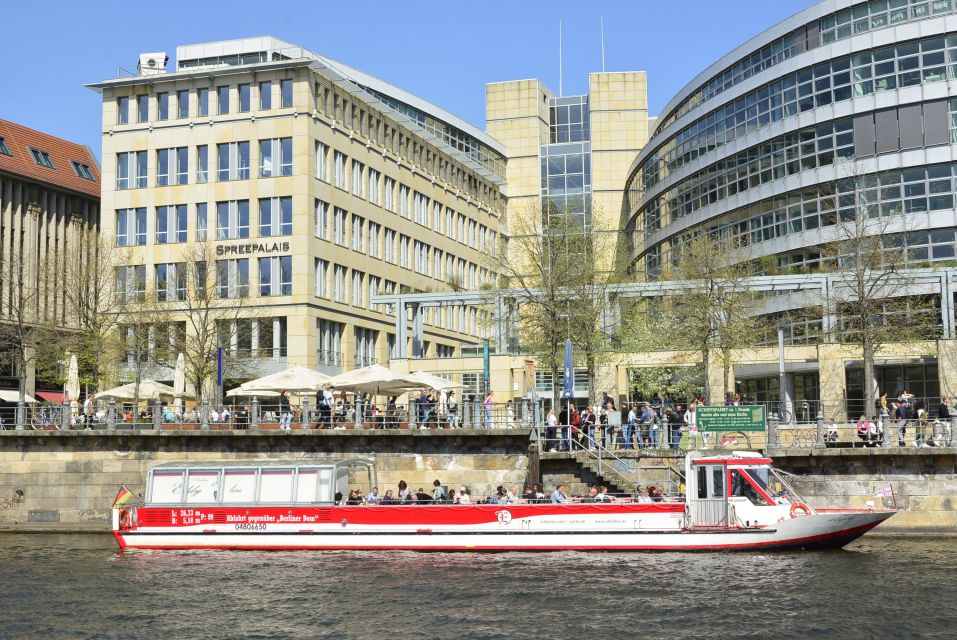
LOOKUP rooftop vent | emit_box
[137,52,169,76]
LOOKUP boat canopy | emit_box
[144,459,376,506]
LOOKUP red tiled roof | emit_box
[0,119,100,199]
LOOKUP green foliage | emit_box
[629,365,704,402]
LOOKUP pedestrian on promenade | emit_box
[447,390,458,427]
[546,408,558,451]
[278,390,292,430]
[483,390,493,428]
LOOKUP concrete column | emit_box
[200,400,210,430]
[15,402,24,430]
[937,340,957,403]
[250,397,259,429]
[882,411,892,448]
[153,400,162,430]
[411,303,424,358]
[395,299,408,359]
[705,350,729,402]
[767,413,779,450]
[816,411,824,448]
[107,399,116,430]
[817,343,847,422]
[61,400,71,431]
[300,398,310,429]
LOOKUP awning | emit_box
[0,390,37,403]
[36,391,66,404]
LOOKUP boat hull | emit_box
[113,504,894,552]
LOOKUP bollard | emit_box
[153,399,162,430]
[201,400,210,430]
[767,413,779,450]
[816,411,824,448]
[301,398,310,429]
[107,399,116,430]
[251,397,260,429]
[355,397,362,429]
[15,401,24,430]
[61,399,71,431]
[882,411,891,448]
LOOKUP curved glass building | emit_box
[625,0,957,279]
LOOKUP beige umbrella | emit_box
[172,353,186,415]
[325,364,423,396]
[409,371,463,391]
[95,380,183,401]
[226,366,331,397]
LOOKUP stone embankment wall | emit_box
[0,430,533,528]
[771,448,957,533]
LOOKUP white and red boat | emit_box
[112,453,894,552]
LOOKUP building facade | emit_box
[90,37,506,391]
[0,119,101,398]
[621,0,957,414]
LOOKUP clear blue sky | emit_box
[2,0,812,160]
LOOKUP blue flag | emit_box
[561,339,574,400]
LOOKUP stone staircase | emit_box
[571,450,685,496]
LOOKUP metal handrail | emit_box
[568,428,643,493]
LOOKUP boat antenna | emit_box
[559,19,564,97]
[600,16,606,72]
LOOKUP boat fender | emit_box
[119,508,130,529]
[790,502,812,518]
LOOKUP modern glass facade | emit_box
[625,0,957,277]
[541,96,593,228]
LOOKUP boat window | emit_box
[295,468,319,503]
[711,467,725,499]
[696,466,708,499]
[317,467,334,502]
[259,468,294,502]
[150,469,185,504]
[185,469,221,504]
[222,469,257,503]
[731,469,772,506]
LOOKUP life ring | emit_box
[790,502,812,517]
[119,508,130,529]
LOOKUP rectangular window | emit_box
[217,141,250,181]
[368,169,380,204]
[315,199,329,240]
[259,137,293,177]
[156,204,188,244]
[117,96,130,124]
[29,148,54,169]
[115,265,146,302]
[333,208,347,245]
[384,228,396,263]
[155,262,187,301]
[196,145,208,183]
[177,89,189,118]
[136,94,149,122]
[333,265,346,302]
[238,83,251,112]
[259,256,292,296]
[351,215,364,252]
[368,276,380,311]
[399,185,409,217]
[399,234,410,268]
[352,160,364,197]
[198,88,209,116]
[433,202,442,234]
[367,222,379,258]
[71,160,94,180]
[216,259,249,298]
[333,152,346,188]
[259,197,292,237]
[445,208,454,238]
[281,79,293,108]
[413,191,428,225]
[156,147,188,186]
[384,177,395,211]
[259,81,272,110]
[116,151,147,189]
[316,142,328,181]
[217,85,230,115]
[352,270,363,307]
[315,258,328,298]
[157,92,169,120]
[196,203,208,241]
[115,208,147,247]
[216,200,250,239]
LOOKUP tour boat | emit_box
[111,453,895,552]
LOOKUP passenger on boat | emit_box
[507,485,520,503]
[598,486,615,502]
[581,487,599,503]
[397,480,411,503]
[432,479,450,503]
[550,485,568,504]
[456,487,471,504]
[380,489,399,504]
[415,489,432,502]
[366,487,381,504]
[486,485,508,505]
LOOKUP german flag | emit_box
[112,485,134,507]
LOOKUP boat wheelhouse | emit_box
[112,453,894,552]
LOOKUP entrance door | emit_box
[690,464,728,527]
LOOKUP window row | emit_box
[116,79,294,125]
[634,33,957,197]
[113,256,292,302]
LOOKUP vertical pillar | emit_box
[817,343,847,422]
[251,397,260,429]
[816,411,824,448]
[61,399,71,431]
[411,303,424,358]
[15,401,24,430]
[107,399,116,430]
[395,299,408,359]
[153,399,162,430]
[821,276,838,343]
[882,411,892,448]
[767,413,779,450]
[941,271,954,340]
[201,399,210,430]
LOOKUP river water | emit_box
[0,534,954,639]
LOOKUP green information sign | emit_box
[697,405,767,432]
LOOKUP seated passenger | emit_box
[456,487,471,505]
[380,489,398,504]
[366,487,381,504]
[550,485,568,504]
[581,487,599,503]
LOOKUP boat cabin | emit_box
[144,459,377,506]
[685,452,806,528]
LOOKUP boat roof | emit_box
[691,452,771,466]
[150,458,375,470]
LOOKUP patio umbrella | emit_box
[95,380,183,401]
[172,353,186,415]
[325,364,423,396]
[409,371,463,391]
[65,354,80,413]
[226,366,331,397]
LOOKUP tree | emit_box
[824,170,940,418]
[629,365,704,403]
[647,233,766,403]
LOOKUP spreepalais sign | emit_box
[215,241,291,256]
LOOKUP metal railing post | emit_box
[882,411,892,448]
[201,400,210,430]
[251,397,260,429]
[153,399,162,430]
[816,411,824,448]
[301,398,310,430]
[61,399,71,431]
[107,399,117,430]
[767,413,779,450]
[15,401,24,430]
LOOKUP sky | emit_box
[2,0,812,159]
